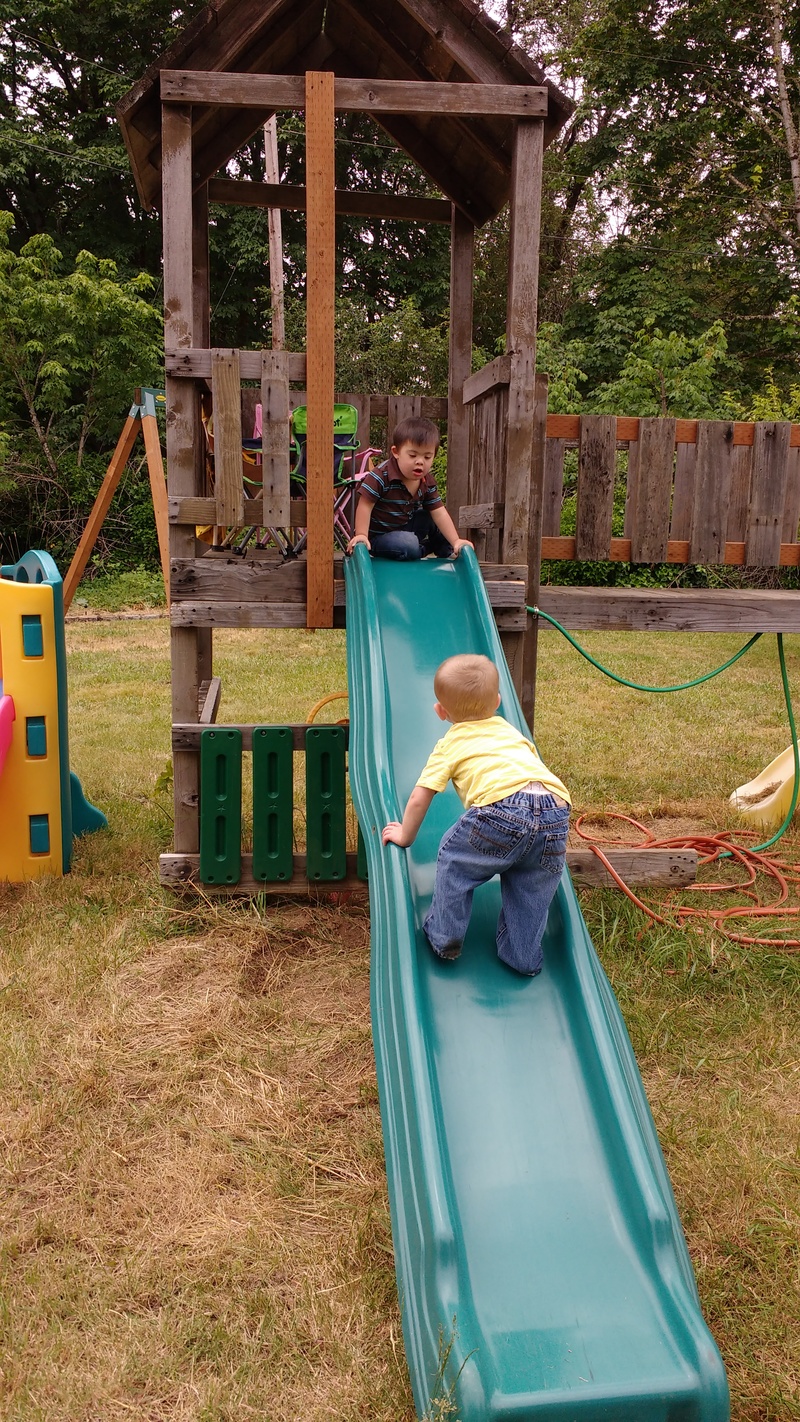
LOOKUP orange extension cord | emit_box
[574,812,800,951]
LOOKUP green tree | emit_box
[0,213,162,563]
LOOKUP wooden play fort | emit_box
[117,0,800,895]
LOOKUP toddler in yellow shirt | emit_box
[382,653,570,975]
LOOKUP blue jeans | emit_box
[423,791,570,975]
[371,509,453,561]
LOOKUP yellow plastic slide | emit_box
[729,745,799,831]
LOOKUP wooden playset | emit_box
[115,0,800,896]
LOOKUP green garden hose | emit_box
[528,605,799,853]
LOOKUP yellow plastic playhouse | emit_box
[0,550,105,880]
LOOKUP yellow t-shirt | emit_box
[416,715,570,809]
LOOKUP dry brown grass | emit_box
[1,893,414,1421]
[2,619,800,1420]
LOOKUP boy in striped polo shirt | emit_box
[346,416,472,561]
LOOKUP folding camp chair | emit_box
[247,402,370,558]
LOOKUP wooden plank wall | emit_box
[536,416,800,568]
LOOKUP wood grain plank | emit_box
[63,414,141,609]
[540,536,800,567]
[623,439,639,539]
[162,101,201,854]
[567,849,697,887]
[160,71,549,116]
[208,177,452,223]
[631,417,675,562]
[726,443,752,541]
[670,440,696,539]
[260,349,290,524]
[690,420,735,564]
[575,415,616,559]
[746,421,792,566]
[503,118,544,568]
[211,349,245,527]
[305,71,336,629]
[542,437,565,538]
[781,445,800,543]
[537,586,800,632]
[447,205,474,532]
[463,354,511,404]
[158,848,694,894]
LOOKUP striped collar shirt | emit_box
[358,454,443,532]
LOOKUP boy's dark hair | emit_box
[391,416,440,451]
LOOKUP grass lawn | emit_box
[1,615,799,1421]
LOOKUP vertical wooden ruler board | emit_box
[305,71,336,628]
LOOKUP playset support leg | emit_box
[163,101,204,853]
[447,205,474,533]
[502,116,545,729]
[305,70,336,629]
[62,414,141,610]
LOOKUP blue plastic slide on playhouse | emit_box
[345,545,728,1422]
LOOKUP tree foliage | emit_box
[0,213,162,562]
[1,0,800,566]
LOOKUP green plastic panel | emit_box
[252,726,294,883]
[26,715,47,758]
[305,725,347,882]
[199,728,242,885]
[21,614,43,658]
[29,813,50,854]
[345,547,729,1422]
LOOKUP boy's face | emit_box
[392,440,437,482]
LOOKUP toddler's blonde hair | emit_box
[434,654,499,721]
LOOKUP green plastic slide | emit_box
[345,546,728,1422]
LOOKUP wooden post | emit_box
[192,182,213,687]
[62,413,141,610]
[503,117,545,725]
[141,411,171,600]
[261,349,291,525]
[447,205,474,531]
[264,116,286,349]
[163,102,203,852]
[305,71,336,629]
[522,373,548,725]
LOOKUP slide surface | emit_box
[345,547,728,1422]
[730,743,798,831]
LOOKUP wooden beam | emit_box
[141,412,171,601]
[305,71,336,629]
[198,677,222,725]
[690,420,734,564]
[459,503,505,529]
[503,119,544,567]
[540,535,800,566]
[208,177,452,223]
[159,851,365,895]
[260,349,291,525]
[630,416,676,563]
[160,71,548,116]
[63,413,141,610]
[746,421,792,566]
[162,101,203,854]
[522,372,549,728]
[158,848,695,894]
[166,348,307,382]
[174,722,348,752]
[536,586,800,632]
[567,849,697,888]
[447,205,474,534]
[543,415,800,446]
[463,354,511,404]
[211,349,245,527]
